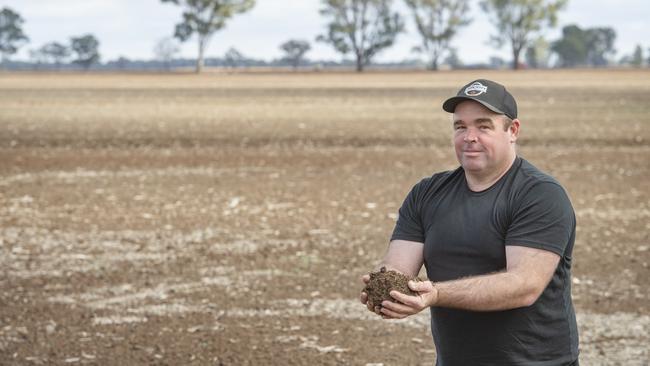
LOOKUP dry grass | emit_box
[1,70,649,151]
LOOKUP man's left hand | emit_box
[380,280,438,319]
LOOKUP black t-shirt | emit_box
[391,157,579,366]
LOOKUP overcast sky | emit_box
[2,0,649,64]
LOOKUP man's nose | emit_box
[463,129,478,143]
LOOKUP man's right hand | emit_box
[359,274,377,313]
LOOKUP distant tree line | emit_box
[29,35,101,70]
[1,1,648,73]
[8,49,426,72]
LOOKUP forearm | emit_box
[433,270,536,311]
[378,240,424,277]
[381,246,559,319]
[375,261,418,277]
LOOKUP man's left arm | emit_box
[382,181,574,318]
[380,245,560,318]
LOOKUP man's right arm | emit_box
[375,239,425,277]
[360,239,424,311]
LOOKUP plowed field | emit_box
[1,70,649,365]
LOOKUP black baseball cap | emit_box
[442,79,517,119]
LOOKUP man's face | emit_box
[452,101,518,175]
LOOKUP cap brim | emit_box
[442,96,506,116]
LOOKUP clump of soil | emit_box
[364,267,420,309]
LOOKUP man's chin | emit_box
[460,159,486,172]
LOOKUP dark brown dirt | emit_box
[1,71,649,365]
[365,267,420,309]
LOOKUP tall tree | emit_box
[153,37,180,70]
[524,44,537,68]
[551,24,616,67]
[550,24,585,67]
[317,0,404,72]
[0,7,29,63]
[585,27,615,67]
[224,47,244,68]
[161,0,255,73]
[279,39,311,70]
[480,0,567,70]
[404,0,471,71]
[524,36,549,68]
[443,47,462,68]
[629,45,643,68]
[70,34,100,70]
[40,42,71,69]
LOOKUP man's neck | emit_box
[465,155,517,192]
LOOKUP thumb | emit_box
[409,280,433,292]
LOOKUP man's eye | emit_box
[454,126,465,130]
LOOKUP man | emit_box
[360,79,579,365]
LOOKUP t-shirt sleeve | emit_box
[390,180,426,243]
[505,182,575,256]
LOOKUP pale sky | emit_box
[2,0,649,64]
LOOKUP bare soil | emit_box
[0,70,649,365]
[365,267,419,311]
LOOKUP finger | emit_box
[390,290,416,305]
[374,305,383,315]
[360,292,368,304]
[381,299,415,315]
[380,306,407,319]
[409,280,432,292]
[360,274,370,284]
[366,300,375,313]
[392,290,426,309]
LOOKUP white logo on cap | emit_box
[465,82,488,96]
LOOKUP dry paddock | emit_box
[0,69,649,365]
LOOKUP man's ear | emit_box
[510,119,521,143]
